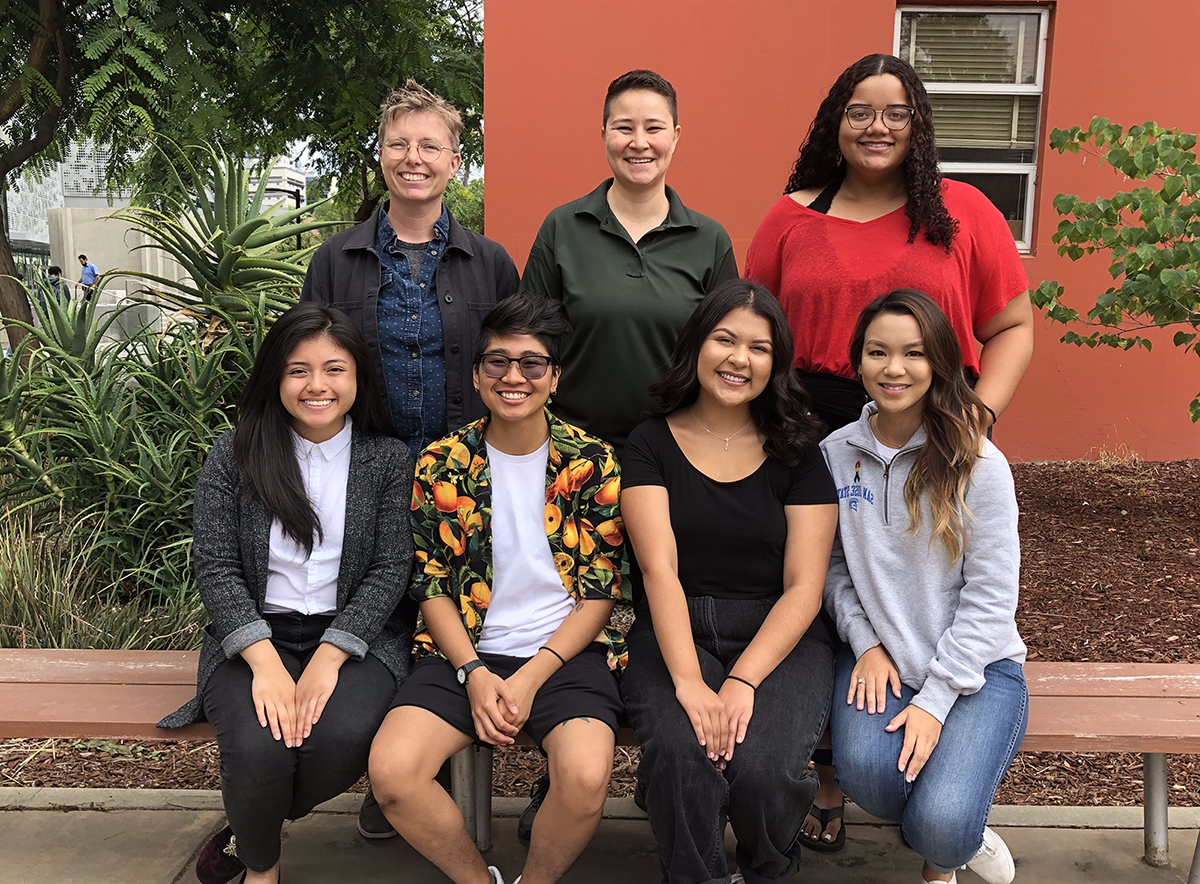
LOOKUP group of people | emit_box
[161,52,1033,884]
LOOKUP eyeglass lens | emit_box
[845,106,913,130]
[481,356,551,379]
[387,140,447,159]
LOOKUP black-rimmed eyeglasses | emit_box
[844,105,915,130]
[477,353,555,380]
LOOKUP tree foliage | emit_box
[0,0,482,337]
[1032,118,1200,421]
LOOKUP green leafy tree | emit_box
[1032,118,1200,420]
[1,0,482,343]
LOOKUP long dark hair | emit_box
[849,289,985,561]
[648,280,824,464]
[783,54,957,251]
[234,303,387,554]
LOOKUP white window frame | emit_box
[894,6,1049,252]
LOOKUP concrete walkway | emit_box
[1,789,1198,884]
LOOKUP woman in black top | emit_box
[619,280,839,884]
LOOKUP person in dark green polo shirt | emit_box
[520,69,738,457]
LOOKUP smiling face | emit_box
[602,88,681,192]
[838,74,912,183]
[473,333,560,427]
[279,334,358,443]
[379,110,462,208]
[858,311,932,423]
[695,307,774,410]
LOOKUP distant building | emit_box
[250,162,307,210]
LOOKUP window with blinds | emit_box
[895,7,1048,251]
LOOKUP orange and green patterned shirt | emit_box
[409,409,628,671]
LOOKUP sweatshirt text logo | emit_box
[837,483,875,512]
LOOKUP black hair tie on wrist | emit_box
[541,646,566,665]
[725,674,757,691]
[983,404,998,426]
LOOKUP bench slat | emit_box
[0,650,199,685]
[0,684,212,740]
[1025,662,1200,698]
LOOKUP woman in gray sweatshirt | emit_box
[820,290,1027,884]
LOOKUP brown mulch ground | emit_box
[2,458,1198,806]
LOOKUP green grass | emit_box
[0,513,204,650]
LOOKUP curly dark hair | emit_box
[646,280,824,465]
[783,53,957,251]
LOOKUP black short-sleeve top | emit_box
[622,417,837,601]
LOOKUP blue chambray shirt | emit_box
[375,202,449,456]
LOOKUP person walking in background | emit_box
[77,254,99,299]
[47,266,69,303]
[368,293,627,884]
[301,79,519,459]
[620,280,839,884]
[159,303,416,884]
[745,54,1033,850]
[822,290,1027,884]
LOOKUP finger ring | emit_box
[857,678,865,685]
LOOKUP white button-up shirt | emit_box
[263,417,352,615]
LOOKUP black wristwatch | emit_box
[456,658,486,685]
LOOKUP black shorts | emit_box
[390,643,622,747]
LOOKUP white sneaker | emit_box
[923,875,956,884]
[962,826,1015,884]
[731,873,744,884]
[488,866,505,884]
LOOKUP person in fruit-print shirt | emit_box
[407,397,627,670]
[368,293,626,884]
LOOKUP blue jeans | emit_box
[830,647,1028,873]
[621,596,833,884]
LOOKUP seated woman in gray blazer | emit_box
[159,303,415,884]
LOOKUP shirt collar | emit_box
[575,179,701,231]
[292,414,354,462]
[376,201,450,247]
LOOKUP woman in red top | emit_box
[746,53,1032,434]
[745,52,1034,853]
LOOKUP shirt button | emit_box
[430,249,438,256]
[444,294,453,303]
[419,283,425,288]
[411,313,418,320]
[411,351,419,358]
[413,390,420,398]
[450,345,460,354]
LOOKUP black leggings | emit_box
[202,614,396,871]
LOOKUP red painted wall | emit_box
[485,0,1200,461]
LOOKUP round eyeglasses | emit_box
[478,354,555,380]
[844,105,915,130]
[383,139,457,161]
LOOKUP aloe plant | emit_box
[0,282,263,604]
[113,144,347,320]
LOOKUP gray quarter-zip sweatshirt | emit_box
[820,403,1026,723]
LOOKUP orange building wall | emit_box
[485,0,1200,461]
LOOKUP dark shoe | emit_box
[516,771,551,845]
[357,787,399,840]
[195,825,246,884]
[797,804,846,853]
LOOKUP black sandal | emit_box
[798,804,846,853]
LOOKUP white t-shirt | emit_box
[872,434,901,463]
[263,416,352,615]
[477,440,575,657]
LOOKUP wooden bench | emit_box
[3,651,1199,875]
